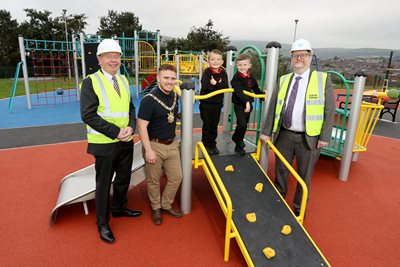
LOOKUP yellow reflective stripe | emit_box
[87,128,102,135]
[93,72,111,112]
[306,114,324,121]
[317,71,324,102]
[306,99,324,105]
[97,111,129,118]
[117,74,130,95]
[280,74,291,89]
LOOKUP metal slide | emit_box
[50,142,145,225]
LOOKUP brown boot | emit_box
[152,209,162,225]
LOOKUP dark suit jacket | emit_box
[80,75,136,156]
[262,70,335,150]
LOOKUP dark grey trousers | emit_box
[274,128,321,212]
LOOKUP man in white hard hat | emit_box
[260,39,335,218]
[80,39,141,244]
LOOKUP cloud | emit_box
[2,0,399,49]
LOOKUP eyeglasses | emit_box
[101,55,121,60]
[291,53,310,59]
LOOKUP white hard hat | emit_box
[291,39,313,53]
[96,39,122,56]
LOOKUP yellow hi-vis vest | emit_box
[273,71,327,136]
[86,70,131,144]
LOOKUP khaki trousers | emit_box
[143,141,183,210]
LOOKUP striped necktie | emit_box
[112,76,121,97]
[282,76,301,128]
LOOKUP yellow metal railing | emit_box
[353,93,384,152]
[252,139,330,266]
[253,139,307,224]
[193,142,254,266]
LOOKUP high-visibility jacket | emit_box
[273,71,327,136]
[86,70,131,144]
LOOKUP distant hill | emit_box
[230,40,399,59]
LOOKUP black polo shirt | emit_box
[138,87,179,140]
[200,67,229,104]
[230,72,262,105]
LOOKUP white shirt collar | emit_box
[293,68,310,80]
[102,68,115,79]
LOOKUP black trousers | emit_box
[232,103,253,144]
[199,102,222,148]
[94,140,133,226]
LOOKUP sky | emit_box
[3,0,400,50]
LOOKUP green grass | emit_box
[0,77,80,99]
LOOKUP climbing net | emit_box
[25,39,79,106]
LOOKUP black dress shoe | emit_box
[212,147,220,155]
[161,208,183,218]
[112,209,142,218]
[206,146,216,155]
[235,146,246,156]
[237,141,246,149]
[98,225,115,244]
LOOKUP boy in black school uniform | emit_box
[199,49,229,155]
[231,54,263,155]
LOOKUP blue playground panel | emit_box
[0,94,201,129]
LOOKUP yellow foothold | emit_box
[281,225,292,235]
[246,212,256,222]
[255,183,263,192]
[263,247,276,259]
[225,165,234,172]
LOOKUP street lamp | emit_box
[293,19,299,42]
[62,9,72,79]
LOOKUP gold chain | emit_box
[146,93,177,124]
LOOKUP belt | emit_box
[149,138,174,145]
[283,128,304,134]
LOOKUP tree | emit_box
[0,10,20,76]
[164,19,230,52]
[97,10,143,37]
[277,54,290,78]
[54,13,88,40]
[18,9,57,40]
[19,9,87,41]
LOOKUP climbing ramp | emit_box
[194,141,330,266]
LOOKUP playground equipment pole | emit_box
[79,32,86,78]
[72,34,80,101]
[222,47,237,131]
[259,41,281,171]
[338,71,367,181]
[134,30,140,96]
[156,30,161,71]
[18,35,32,109]
[180,86,195,214]
[198,53,203,92]
[293,19,299,42]
[383,51,393,92]
[62,9,72,80]
[175,54,180,81]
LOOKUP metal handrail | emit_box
[253,138,307,224]
[193,142,243,263]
